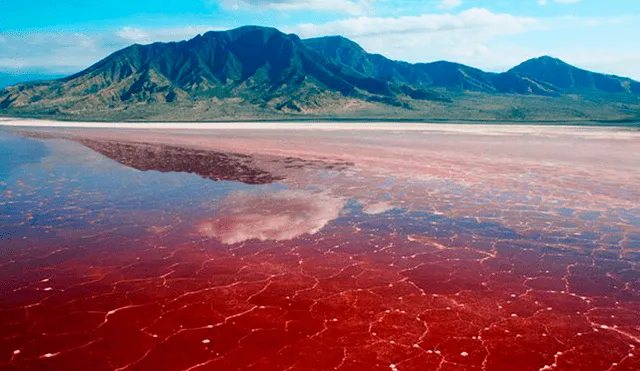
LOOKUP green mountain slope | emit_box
[303,37,561,95]
[0,26,446,117]
[509,56,640,94]
[303,36,435,88]
[1,26,639,122]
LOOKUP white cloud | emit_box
[0,27,222,74]
[552,52,640,79]
[539,0,580,5]
[291,8,538,68]
[115,26,225,44]
[292,8,538,38]
[0,32,104,73]
[116,27,150,44]
[218,0,375,15]
[438,0,462,10]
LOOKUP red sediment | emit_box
[1,216,639,371]
[2,127,639,371]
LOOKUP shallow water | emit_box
[0,127,639,371]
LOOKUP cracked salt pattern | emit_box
[0,127,639,371]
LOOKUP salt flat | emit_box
[1,117,637,138]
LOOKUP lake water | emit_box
[1,126,639,371]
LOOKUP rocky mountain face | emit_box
[508,56,640,94]
[303,36,640,96]
[1,26,638,121]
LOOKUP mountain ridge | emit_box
[1,25,639,122]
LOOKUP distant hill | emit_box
[303,36,559,95]
[508,56,640,94]
[1,26,639,122]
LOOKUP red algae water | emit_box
[0,125,639,371]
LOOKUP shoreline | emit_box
[2,114,639,126]
[1,117,638,136]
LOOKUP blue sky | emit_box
[1,0,639,79]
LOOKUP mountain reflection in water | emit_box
[79,139,284,185]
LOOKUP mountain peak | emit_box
[509,55,578,78]
[509,55,638,93]
[303,35,367,54]
[199,25,285,42]
[516,55,570,68]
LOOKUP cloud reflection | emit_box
[197,190,345,244]
[362,201,396,215]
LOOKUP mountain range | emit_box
[1,25,639,122]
